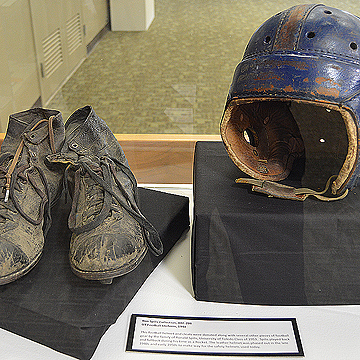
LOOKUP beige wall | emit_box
[0,0,40,132]
[0,0,108,132]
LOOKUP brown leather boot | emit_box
[49,106,162,284]
[0,108,65,285]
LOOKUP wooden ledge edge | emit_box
[114,134,221,142]
[0,133,221,145]
[0,133,222,183]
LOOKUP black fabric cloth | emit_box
[192,141,360,306]
[0,187,189,360]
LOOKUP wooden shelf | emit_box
[0,133,221,184]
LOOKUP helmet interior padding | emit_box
[221,99,358,195]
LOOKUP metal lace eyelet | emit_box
[71,143,79,149]
[264,35,271,44]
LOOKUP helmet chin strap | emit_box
[235,175,349,201]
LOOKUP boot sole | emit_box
[69,246,148,284]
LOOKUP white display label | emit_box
[126,314,303,356]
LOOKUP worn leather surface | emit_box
[50,106,163,282]
[222,100,304,181]
[221,4,360,192]
[0,109,65,284]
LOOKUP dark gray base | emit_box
[192,141,360,306]
[0,187,189,360]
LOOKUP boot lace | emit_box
[67,157,163,256]
[0,117,57,231]
[67,162,112,233]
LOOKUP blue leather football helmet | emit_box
[220,4,360,200]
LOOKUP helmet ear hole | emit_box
[243,128,258,147]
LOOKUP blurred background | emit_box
[1,0,359,134]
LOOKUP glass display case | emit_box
[1,1,360,359]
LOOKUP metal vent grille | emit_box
[42,28,63,78]
[66,13,82,55]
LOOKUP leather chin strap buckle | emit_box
[235,175,349,201]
